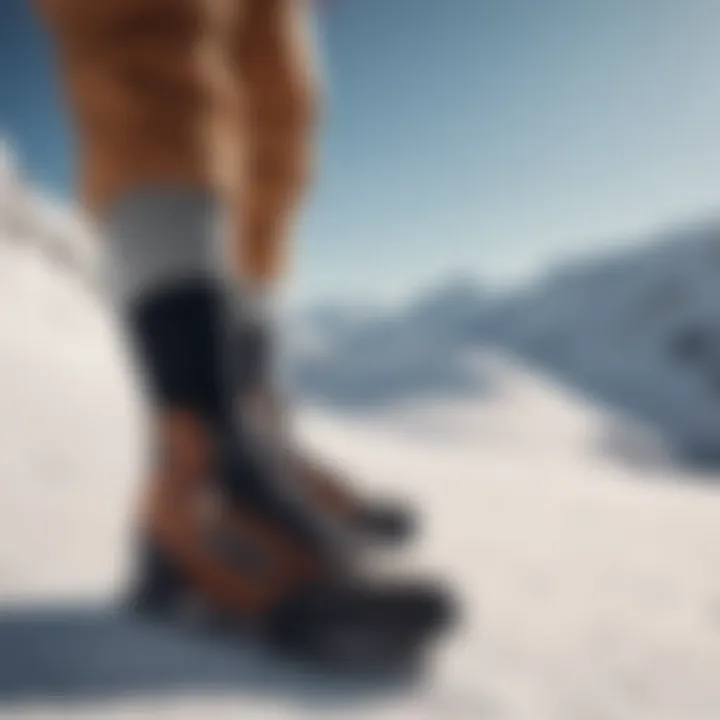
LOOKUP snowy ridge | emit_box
[0,142,100,292]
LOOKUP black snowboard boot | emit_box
[125,280,456,670]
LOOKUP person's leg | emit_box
[36,0,322,619]
[232,0,413,542]
[37,0,452,661]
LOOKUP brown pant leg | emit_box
[36,0,244,217]
[231,0,320,283]
[38,0,318,271]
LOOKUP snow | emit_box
[1,168,720,718]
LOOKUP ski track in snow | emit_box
[1,170,720,717]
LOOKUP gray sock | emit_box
[104,187,226,306]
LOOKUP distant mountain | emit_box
[291,277,490,405]
[293,222,720,462]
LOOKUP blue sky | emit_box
[3,0,720,304]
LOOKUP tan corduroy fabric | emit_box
[37,0,318,282]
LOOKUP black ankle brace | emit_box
[128,280,226,426]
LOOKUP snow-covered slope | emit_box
[2,160,720,718]
[3,341,720,720]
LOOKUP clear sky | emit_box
[3,0,720,304]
